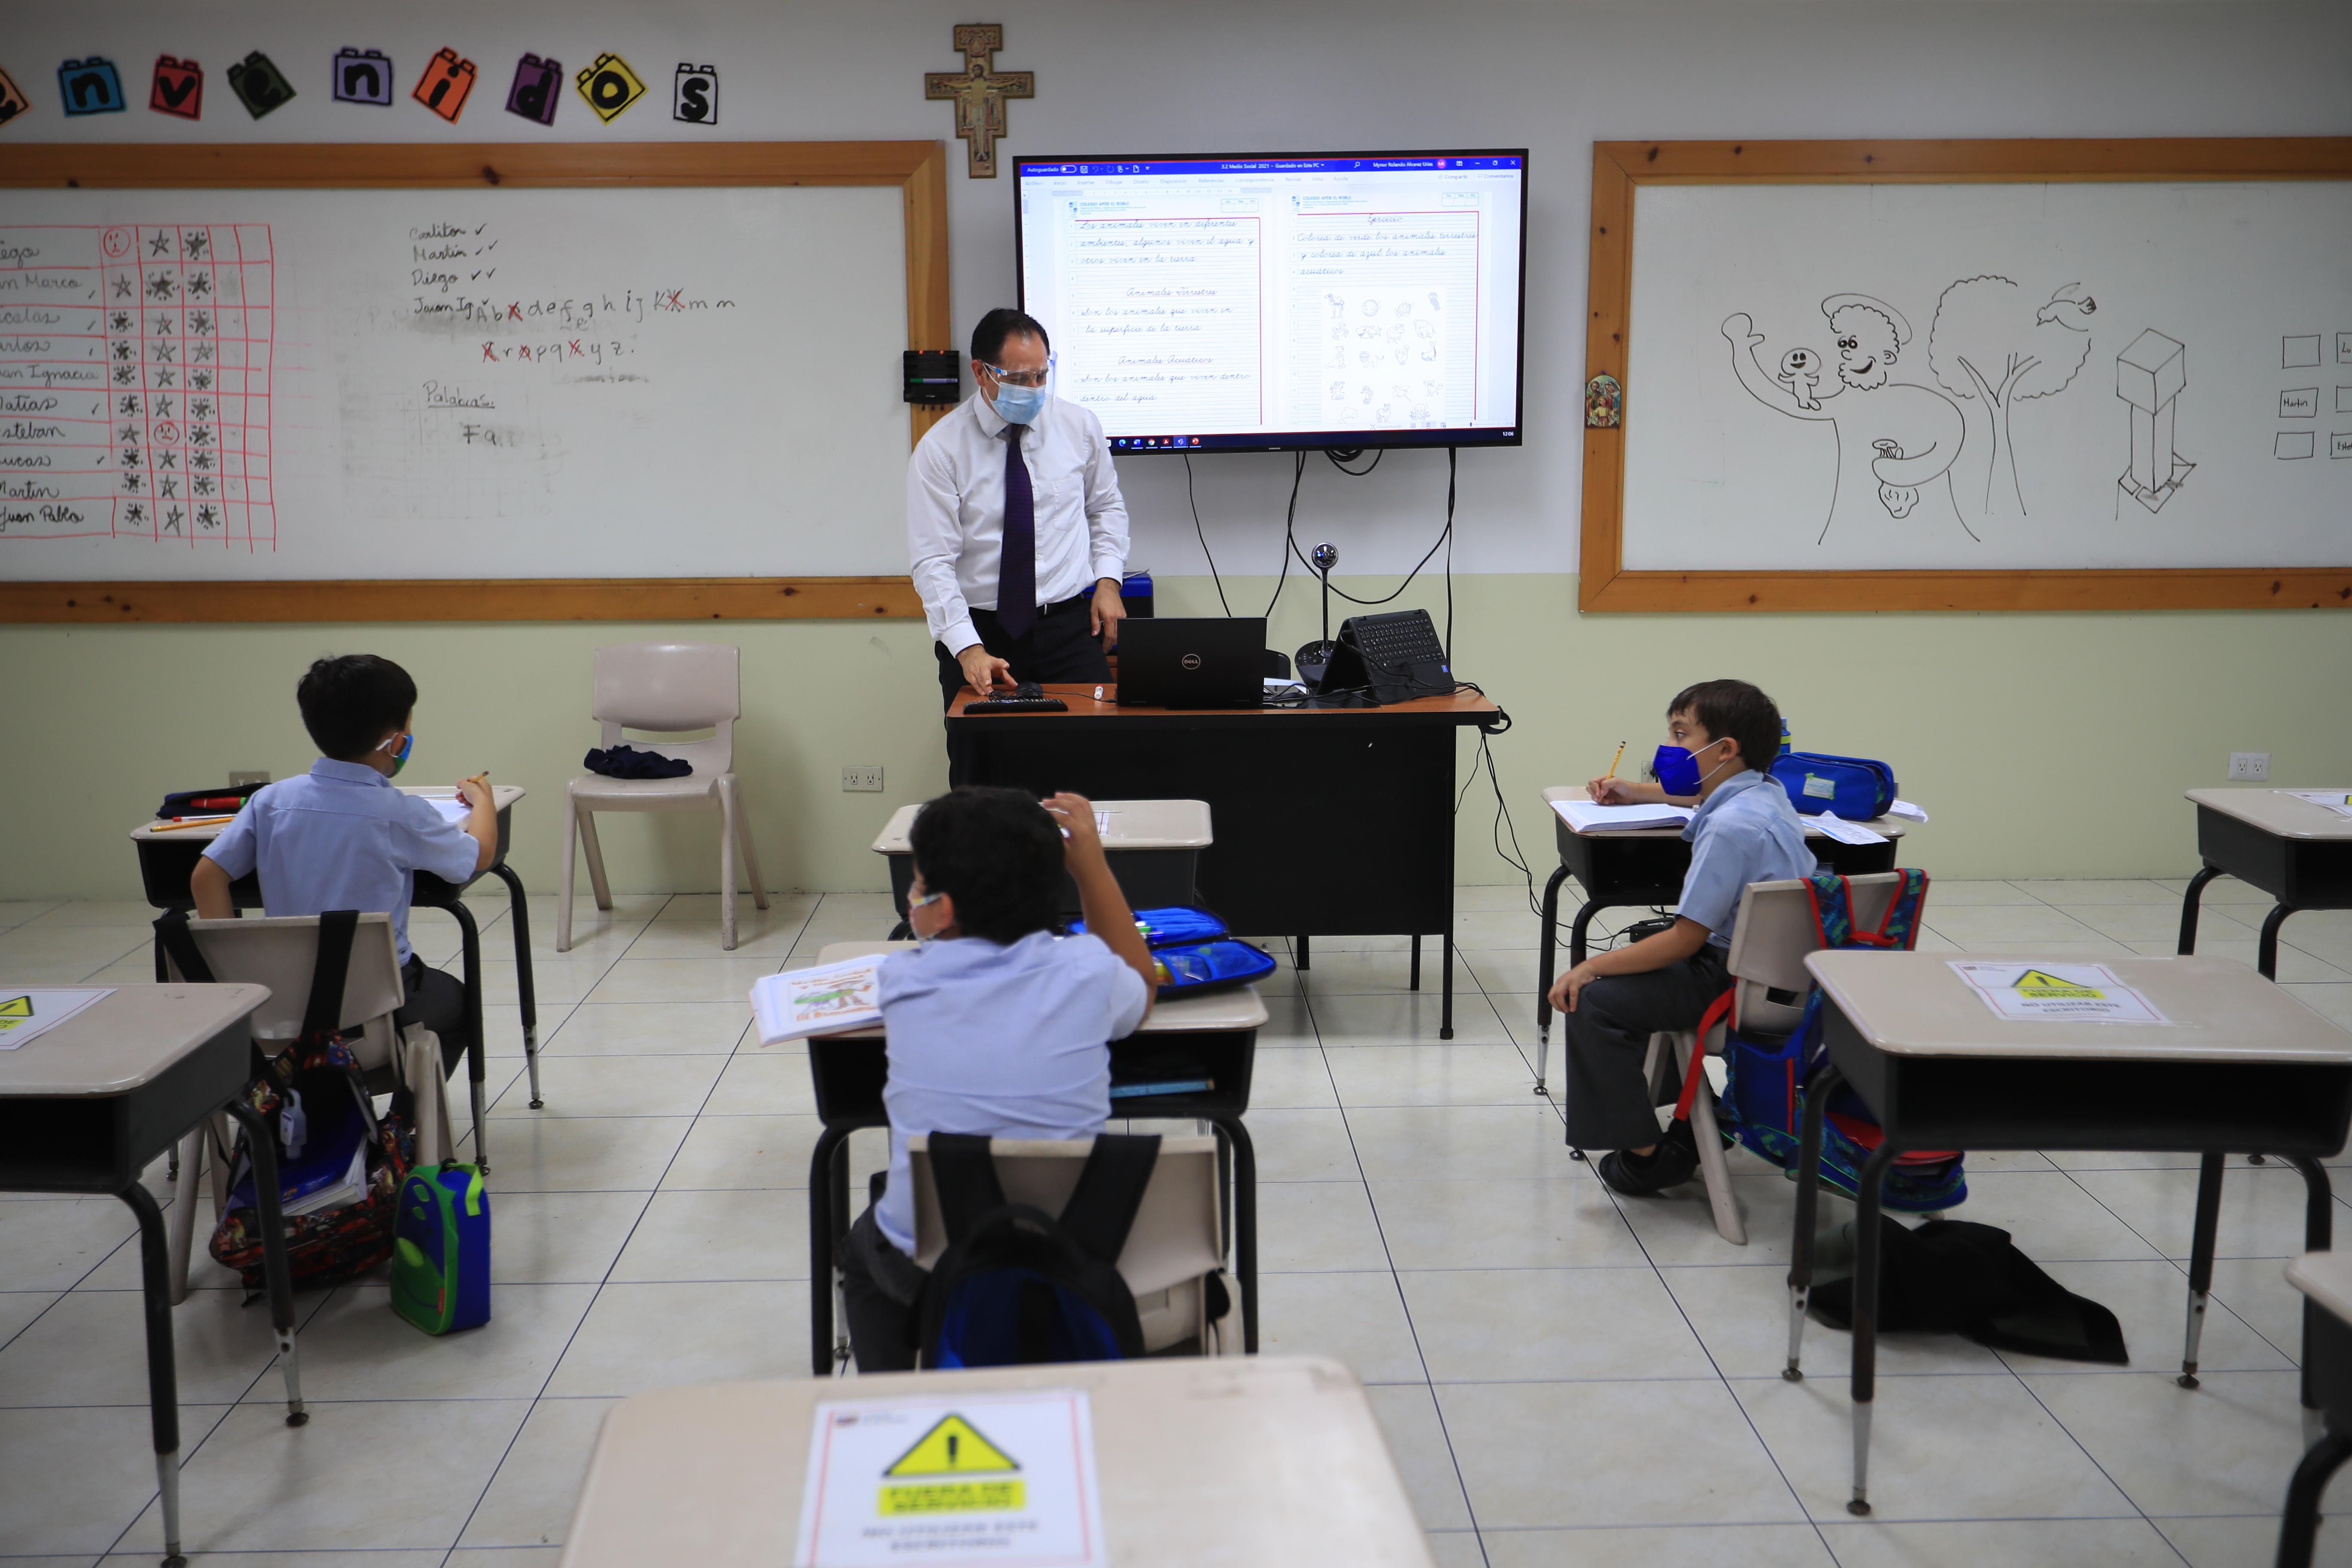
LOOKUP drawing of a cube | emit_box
[505,52,561,124]
[57,57,126,116]
[150,55,202,119]
[0,64,33,126]
[674,63,717,124]
[575,52,646,123]
[2116,328,2190,511]
[225,51,295,119]
[333,47,394,106]
[412,47,477,122]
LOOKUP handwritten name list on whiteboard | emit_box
[0,185,911,582]
[1,225,276,546]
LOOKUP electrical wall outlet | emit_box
[2229,752,2271,782]
[228,770,271,787]
[842,765,884,792]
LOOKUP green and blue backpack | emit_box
[390,1160,492,1335]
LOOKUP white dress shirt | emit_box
[906,390,1131,655]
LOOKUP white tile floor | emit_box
[5,876,2352,1565]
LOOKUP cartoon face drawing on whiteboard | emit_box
[1721,292,1972,547]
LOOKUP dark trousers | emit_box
[840,1200,929,1372]
[936,594,1113,786]
[398,956,472,1079]
[1562,946,1731,1151]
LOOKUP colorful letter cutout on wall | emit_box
[149,55,202,119]
[505,52,560,125]
[673,63,717,124]
[333,47,393,105]
[412,47,477,122]
[58,57,126,116]
[224,50,295,119]
[0,64,34,127]
[574,52,646,122]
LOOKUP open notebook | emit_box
[750,955,886,1044]
[1550,799,1695,834]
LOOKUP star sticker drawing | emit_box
[194,343,214,361]
[192,371,213,391]
[149,231,173,257]
[190,312,212,335]
[147,274,176,300]
[114,276,135,298]
[197,504,219,528]
[119,395,141,415]
[159,478,178,498]
[165,505,184,532]
[187,272,211,297]
[924,24,1032,178]
[152,341,176,363]
[122,449,142,469]
[188,428,210,447]
[151,316,173,335]
[194,476,215,496]
[192,451,214,470]
[192,398,212,420]
[113,365,137,385]
[113,341,134,361]
[183,231,208,259]
[124,503,145,525]
[111,311,132,331]
[122,473,142,493]
[158,449,178,468]
[152,395,174,419]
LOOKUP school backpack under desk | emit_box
[1673,869,1967,1213]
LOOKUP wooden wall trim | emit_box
[0,578,925,625]
[1580,137,2352,614]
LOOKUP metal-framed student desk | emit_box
[946,683,1503,1039]
[871,796,1212,934]
[801,940,1268,1374]
[1780,950,2352,1517]
[1528,786,1908,1092]
[0,983,303,1568]
[129,784,544,1167]
[2279,1251,2352,1568]
[558,1355,1433,1568]
[2177,787,2352,979]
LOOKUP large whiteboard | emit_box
[1620,180,2352,573]
[0,184,910,580]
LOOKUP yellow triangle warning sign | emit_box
[0,996,31,1020]
[885,1414,1019,1477]
[2013,969,2101,998]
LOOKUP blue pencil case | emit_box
[1770,752,1897,820]
[1151,939,1277,998]
[1069,905,1229,948]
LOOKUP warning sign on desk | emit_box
[1949,961,2171,1024]
[794,1390,1103,1566]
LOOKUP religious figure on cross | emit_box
[925,24,1033,178]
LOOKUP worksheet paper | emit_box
[426,798,473,826]
[1887,800,1930,824]
[0,988,112,1050]
[793,1389,1105,1568]
[1948,962,2171,1024]
[2285,790,2352,819]
[1550,799,1696,834]
[1807,814,1888,845]
[750,957,885,1044]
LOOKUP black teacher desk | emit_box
[947,683,1502,1039]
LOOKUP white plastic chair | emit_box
[1643,872,1920,1246]
[159,912,452,1302]
[899,1133,1242,1361]
[559,642,769,951]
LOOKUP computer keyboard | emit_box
[966,681,1069,714]
[1342,609,1449,677]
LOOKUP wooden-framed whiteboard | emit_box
[0,142,951,623]
[1580,138,2352,613]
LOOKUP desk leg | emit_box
[2259,904,2299,983]
[2181,1151,2226,1388]
[808,1125,854,1376]
[1410,934,1421,991]
[487,864,543,1110]
[2177,864,2223,954]
[119,1182,186,1567]
[1295,934,1309,972]
[2293,1156,2334,1411]
[1845,1141,1900,1516]
[1217,1115,1259,1354]
[1785,1064,1843,1382]
[224,1100,306,1426]
[2279,1430,2352,1568]
[446,901,490,1173]
[1534,867,1570,1095]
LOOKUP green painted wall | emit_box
[5,574,2342,903]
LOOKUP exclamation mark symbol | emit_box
[947,1433,959,1467]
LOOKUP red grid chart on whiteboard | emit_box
[0,224,275,548]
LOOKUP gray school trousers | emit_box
[1561,946,1732,1152]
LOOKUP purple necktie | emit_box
[997,423,1037,639]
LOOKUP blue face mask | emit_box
[990,381,1047,425]
[378,731,414,778]
[1652,738,1731,796]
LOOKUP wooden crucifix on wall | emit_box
[925,24,1032,178]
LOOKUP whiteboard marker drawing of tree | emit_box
[1926,277,2097,516]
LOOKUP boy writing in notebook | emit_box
[191,654,495,1077]
[838,785,1160,1371]
[1550,678,1815,1194]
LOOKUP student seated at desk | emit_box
[1549,679,1815,1195]
[190,654,495,1077]
[839,786,1160,1372]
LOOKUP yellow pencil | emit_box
[1605,741,1626,780]
[149,815,236,832]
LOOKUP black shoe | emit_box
[1598,1120,1700,1196]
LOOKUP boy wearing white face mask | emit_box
[1550,679,1815,1194]
[193,654,495,1078]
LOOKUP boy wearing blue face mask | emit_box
[1548,679,1816,1194]
[192,653,494,1077]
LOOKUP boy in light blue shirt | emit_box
[1548,679,1816,1194]
[838,785,1159,1371]
[193,654,496,1075]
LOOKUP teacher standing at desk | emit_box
[909,308,1130,781]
